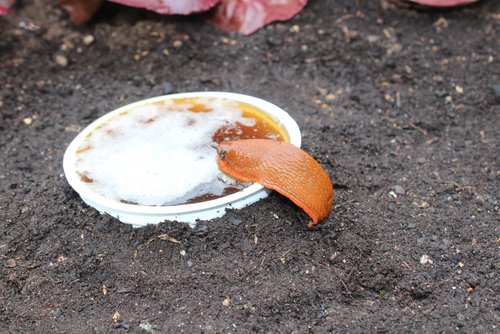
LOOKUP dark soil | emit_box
[1,0,500,332]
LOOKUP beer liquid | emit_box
[75,97,288,206]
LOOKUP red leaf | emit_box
[109,0,222,15]
[59,0,104,26]
[0,0,16,15]
[210,0,308,35]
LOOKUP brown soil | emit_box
[1,0,500,332]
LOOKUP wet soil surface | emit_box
[1,0,500,332]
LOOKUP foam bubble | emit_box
[75,98,256,205]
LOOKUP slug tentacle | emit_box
[211,143,226,160]
[215,139,333,227]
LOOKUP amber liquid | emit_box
[163,98,288,205]
[77,97,289,206]
[173,98,288,143]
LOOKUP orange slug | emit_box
[213,139,333,227]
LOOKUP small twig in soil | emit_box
[178,293,191,300]
[422,307,435,314]
[404,121,427,135]
[340,278,353,299]
[434,180,460,187]
[333,199,356,211]
[334,13,354,25]
[346,268,355,281]
[158,234,181,244]
[433,180,476,190]
[381,115,397,123]
[402,261,413,270]
[278,248,293,262]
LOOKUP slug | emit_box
[213,139,333,227]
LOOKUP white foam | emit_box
[75,98,256,205]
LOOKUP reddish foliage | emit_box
[1,0,482,31]
[0,0,16,15]
[110,0,222,15]
[210,0,308,35]
[0,0,308,34]
[58,0,104,26]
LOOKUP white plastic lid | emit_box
[63,92,301,227]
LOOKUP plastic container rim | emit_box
[63,92,301,216]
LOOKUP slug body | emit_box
[214,139,333,227]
